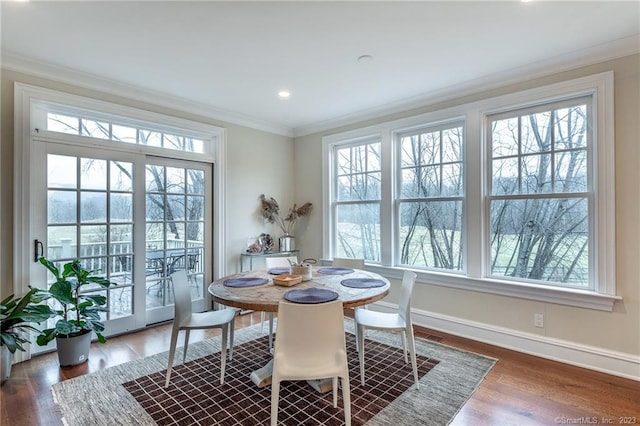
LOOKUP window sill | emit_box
[366,265,620,312]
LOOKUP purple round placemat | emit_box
[268,267,290,275]
[340,278,386,288]
[317,267,354,275]
[284,288,339,304]
[223,277,269,288]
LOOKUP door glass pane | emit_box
[80,192,107,222]
[188,170,205,194]
[166,167,185,193]
[47,190,76,223]
[47,225,77,259]
[146,165,164,192]
[167,195,185,220]
[187,196,205,220]
[48,155,76,188]
[111,161,133,191]
[110,193,133,222]
[145,164,206,307]
[80,158,107,190]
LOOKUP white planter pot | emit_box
[1,345,13,383]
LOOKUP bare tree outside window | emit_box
[489,100,590,286]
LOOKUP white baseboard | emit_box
[374,301,640,381]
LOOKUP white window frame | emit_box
[13,82,228,311]
[395,119,466,272]
[485,96,593,289]
[323,72,618,311]
[330,136,383,262]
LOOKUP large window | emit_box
[398,122,464,271]
[488,98,590,288]
[333,140,381,262]
[323,73,616,310]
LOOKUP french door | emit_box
[144,157,211,324]
[30,140,212,353]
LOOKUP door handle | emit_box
[34,239,44,262]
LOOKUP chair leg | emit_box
[229,317,235,361]
[182,329,191,362]
[358,324,366,386]
[260,311,266,333]
[401,330,408,363]
[268,312,274,352]
[406,325,419,389]
[165,326,180,388]
[270,379,280,426]
[220,325,228,385]
[342,375,352,426]
[354,318,359,353]
[332,377,338,407]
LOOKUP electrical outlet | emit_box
[534,313,544,328]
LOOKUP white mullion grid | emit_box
[550,111,557,192]
[105,160,112,318]
[75,156,82,261]
[438,129,444,195]
[517,115,523,193]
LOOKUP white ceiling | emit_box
[2,1,639,137]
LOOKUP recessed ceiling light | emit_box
[357,54,374,63]
[278,90,290,98]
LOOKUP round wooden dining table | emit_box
[208,266,390,390]
[208,266,390,312]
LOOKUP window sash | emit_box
[332,139,382,262]
[486,97,594,289]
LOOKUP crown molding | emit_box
[0,50,294,138]
[3,34,638,140]
[293,35,640,138]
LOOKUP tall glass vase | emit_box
[279,235,295,252]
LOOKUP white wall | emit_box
[294,54,640,379]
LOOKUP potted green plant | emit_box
[1,287,56,382]
[36,257,115,367]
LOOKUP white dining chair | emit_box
[270,300,351,426]
[165,270,236,388]
[263,256,298,350]
[355,269,419,389]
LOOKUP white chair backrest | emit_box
[171,270,192,325]
[398,270,417,322]
[274,300,346,364]
[265,256,298,269]
[332,257,365,269]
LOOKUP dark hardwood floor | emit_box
[1,311,638,425]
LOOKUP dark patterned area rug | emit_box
[124,334,437,425]
[51,320,497,425]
